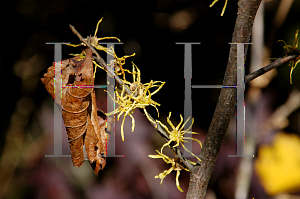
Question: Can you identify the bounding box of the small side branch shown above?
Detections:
[69,25,131,95]
[245,53,300,83]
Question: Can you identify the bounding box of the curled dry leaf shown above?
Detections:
[41,48,112,175]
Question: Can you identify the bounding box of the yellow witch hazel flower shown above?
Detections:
[209,0,228,16]
[156,112,202,162]
[67,17,120,49]
[148,150,189,192]
[278,30,300,84]
[149,113,202,192]
[66,17,135,77]
[107,63,165,141]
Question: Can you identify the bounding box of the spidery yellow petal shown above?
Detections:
[209,0,229,16]
[148,150,189,192]
[156,112,202,162]
[278,30,300,84]
[106,63,165,141]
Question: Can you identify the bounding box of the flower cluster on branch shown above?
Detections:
[66,18,202,191]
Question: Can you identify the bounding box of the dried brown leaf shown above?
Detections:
[41,48,112,175]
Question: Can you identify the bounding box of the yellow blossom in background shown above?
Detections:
[278,30,300,84]
[209,0,228,16]
[148,150,189,192]
[255,132,300,195]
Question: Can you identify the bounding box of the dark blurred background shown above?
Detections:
[1,0,300,198]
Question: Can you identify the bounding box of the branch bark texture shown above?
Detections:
[186,0,262,198]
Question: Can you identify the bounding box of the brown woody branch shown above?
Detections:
[69,24,194,171]
[186,0,262,198]
[245,53,300,83]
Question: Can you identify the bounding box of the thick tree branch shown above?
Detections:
[186,0,262,198]
[69,24,194,171]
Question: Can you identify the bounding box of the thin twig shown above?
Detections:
[245,53,300,83]
[69,24,194,171]
[69,25,131,95]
